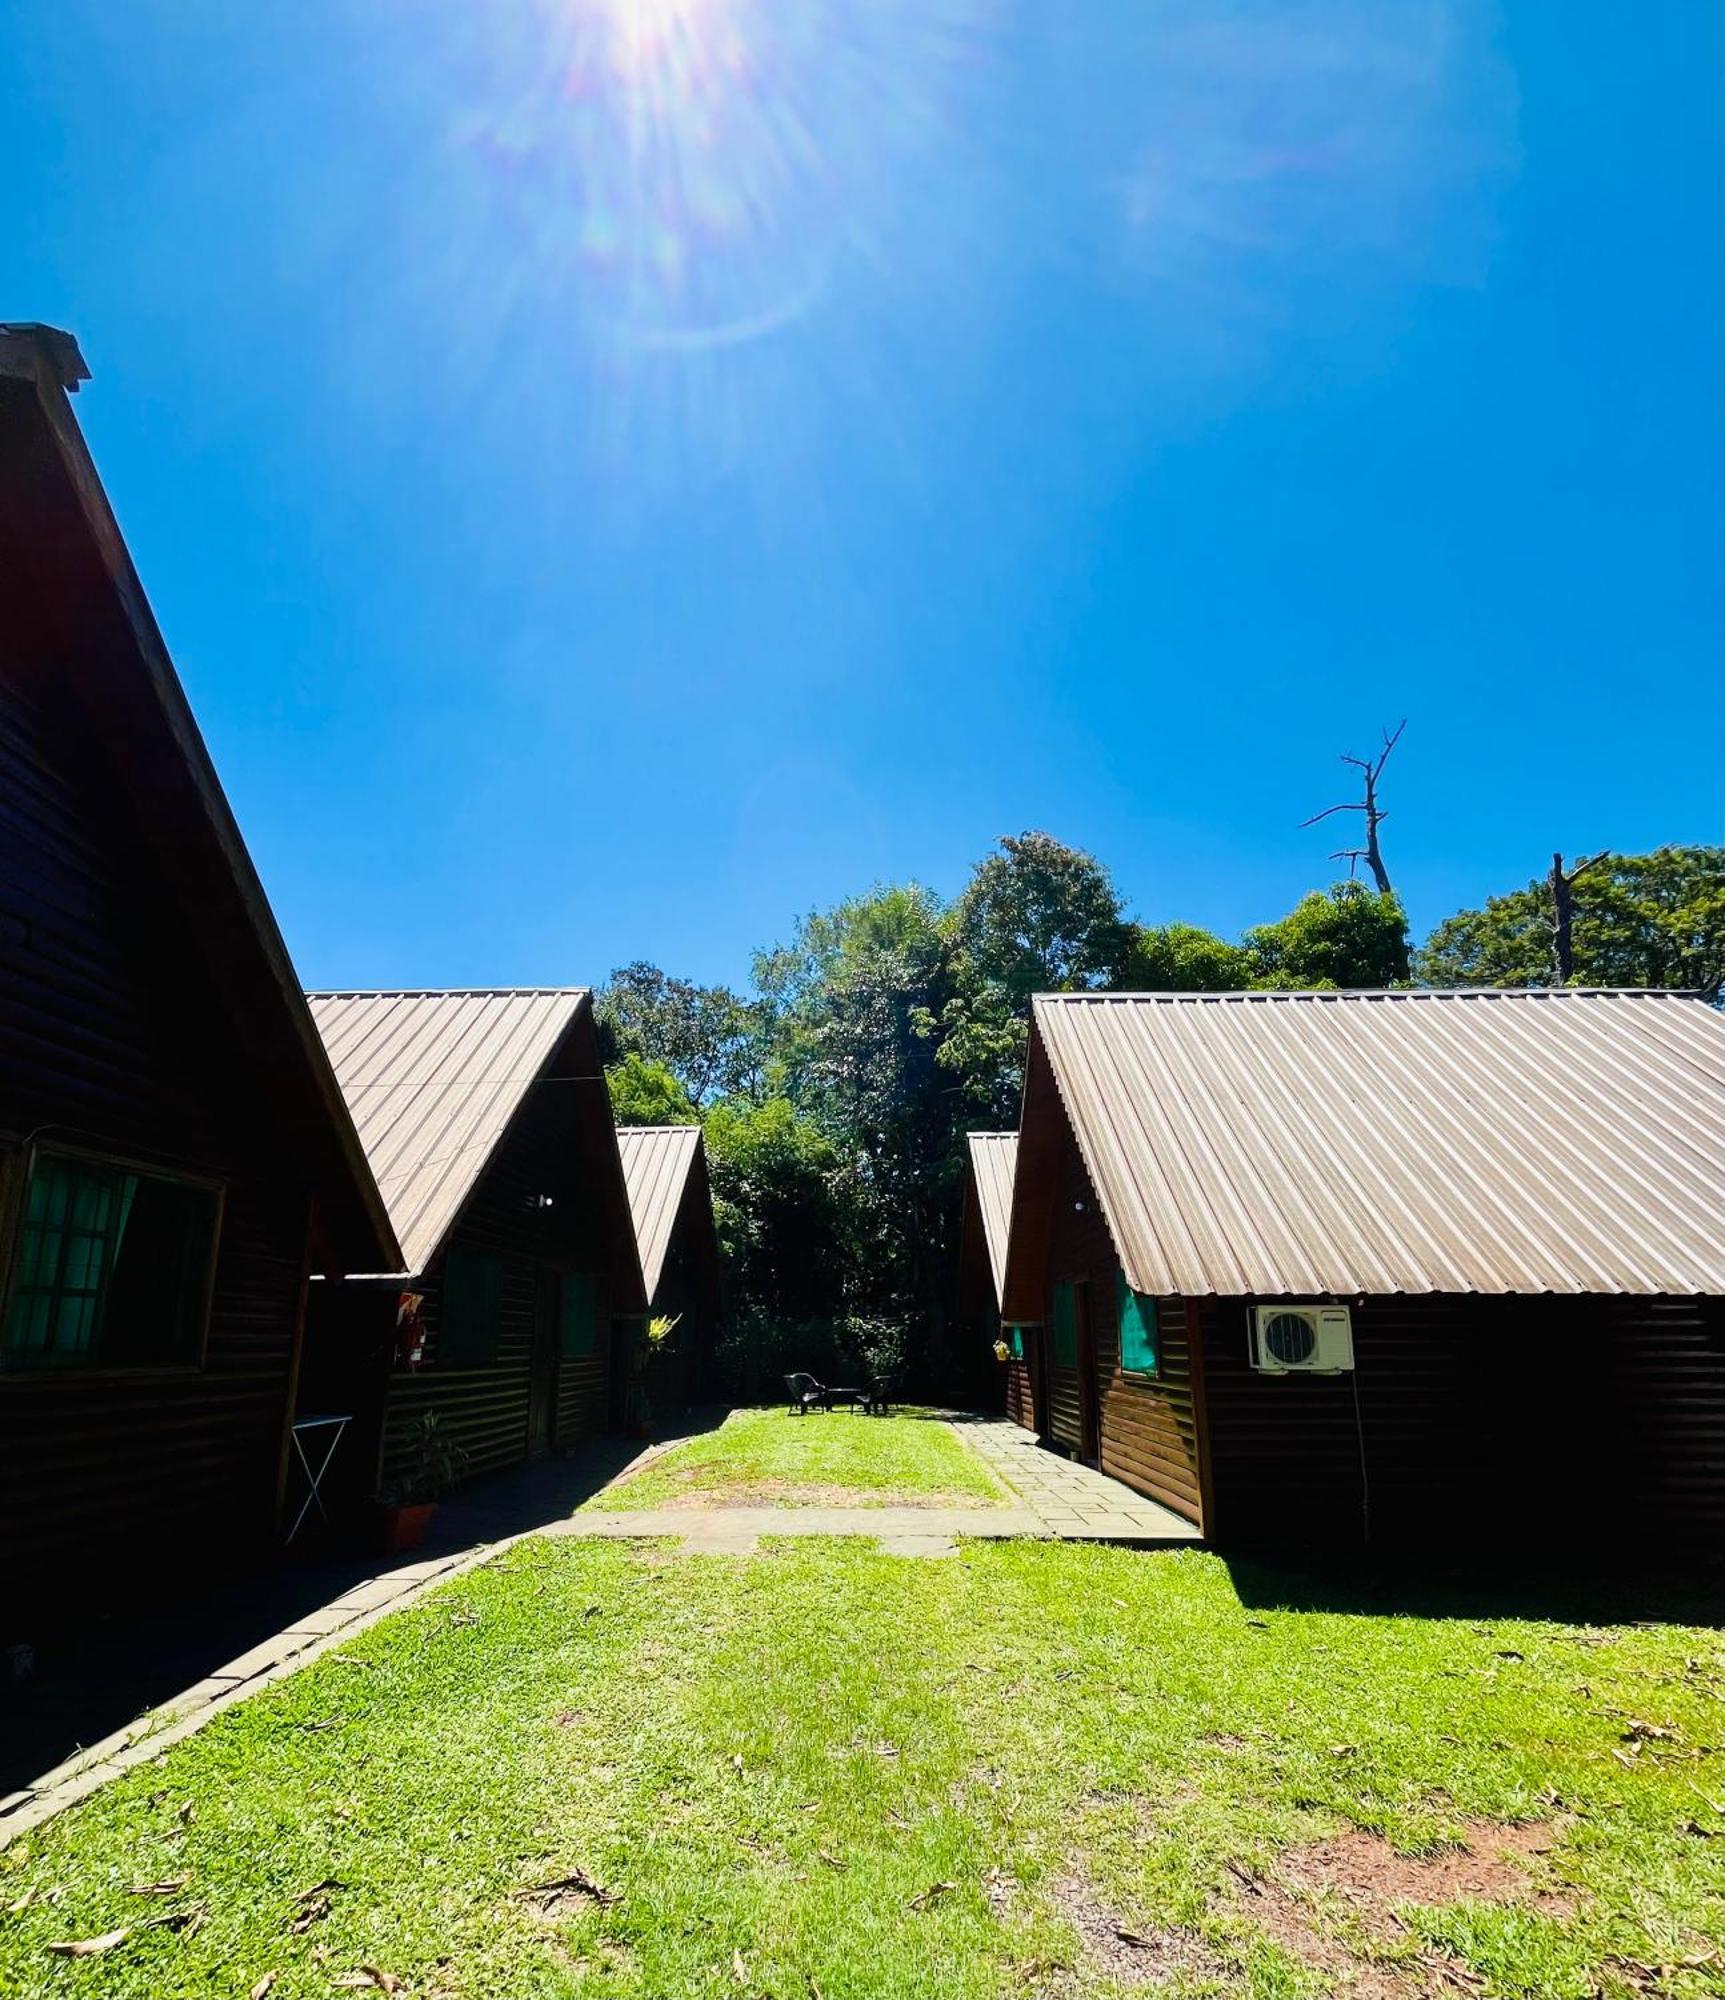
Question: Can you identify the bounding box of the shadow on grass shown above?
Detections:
[0,1406,729,1801]
[1226,1550,1725,1631]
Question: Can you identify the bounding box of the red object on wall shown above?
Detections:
[395,1291,426,1370]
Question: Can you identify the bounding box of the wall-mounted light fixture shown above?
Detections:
[530,1193,555,1210]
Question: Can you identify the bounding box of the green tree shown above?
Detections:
[757,884,960,1337]
[605,1052,699,1127]
[597,961,768,1106]
[1243,883,1410,989]
[1125,921,1252,991]
[934,832,1135,1124]
[703,1095,843,1326]
[1418,846,1725,998]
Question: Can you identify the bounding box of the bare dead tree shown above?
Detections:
[1548,850,1608,985]
[1299,720,1407,896]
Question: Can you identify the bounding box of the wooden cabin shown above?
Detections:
[1001,989,1725,1548]
[0,324,401,1624]
[301,989,646,1503]
[958,1133,1038,1428]
[615,1126,722,1407]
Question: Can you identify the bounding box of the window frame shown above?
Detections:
[0,1142,224,1376]
[1115,1269,1160,1381]
[558,1269,599,1360]
[436,1247,506,1368]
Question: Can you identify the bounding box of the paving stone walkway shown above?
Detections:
[957,1418,1204,1542]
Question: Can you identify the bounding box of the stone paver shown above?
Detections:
[955,1418,1203,1545]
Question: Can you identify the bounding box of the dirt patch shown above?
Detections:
[1274,1817,1573,1922]
[647,1480,994,1511]
[1220,1817,1574,1997]
[1041,1872,1235,1994]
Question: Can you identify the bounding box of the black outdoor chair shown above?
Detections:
[785,1372,828,1416]
[864,1374,899,1417]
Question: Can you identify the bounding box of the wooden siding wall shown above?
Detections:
[1197,1293,1725,1548]
[1043,1125,1204,1523]
[1003,1354,1035,1431]
[372,1078,620,1491]
[0,662,312,1619]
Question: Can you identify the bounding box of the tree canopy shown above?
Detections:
[1419,847,1725,999]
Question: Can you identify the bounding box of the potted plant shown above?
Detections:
[373,1412,468,1553]
[625,1314,680,1438]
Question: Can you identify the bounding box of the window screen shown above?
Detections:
[1116,1270,1159,1376]
[439,1251,504,1365]
[1051,1281,1078,1367]
[559,1271,597,1358]
[4,1152,218,1369]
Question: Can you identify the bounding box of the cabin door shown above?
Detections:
[527,1266,560,1458]
[1074,1279,1101,1467]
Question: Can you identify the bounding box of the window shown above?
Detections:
[1051,1281,1078,1367]
[1116,1270,1159,1377]
[559,1272,597,1358]
[1007,1324,1025,1362]
[3,1151,219,1370]
[439,1251,503,1365]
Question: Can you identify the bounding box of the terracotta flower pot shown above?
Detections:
[375,1500,437,1554]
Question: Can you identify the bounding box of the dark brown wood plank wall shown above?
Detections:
[1040,1118,1204,1522]
[1197,1292,1725,1548]
[0,664,312,1616]
[376,1074,620,1488]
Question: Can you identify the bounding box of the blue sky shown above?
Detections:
[5,0,1719,989]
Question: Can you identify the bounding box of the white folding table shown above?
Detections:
[286,1412,352,1543]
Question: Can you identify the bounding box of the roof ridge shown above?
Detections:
[307,986,591,999]
[1035,987,1702,1005]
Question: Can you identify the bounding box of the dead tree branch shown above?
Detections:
[1300,720,1406,895]
[1548,850,1608,985]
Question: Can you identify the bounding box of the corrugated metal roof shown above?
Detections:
[615,1126,706,1303]
[1033,989,1725,1298]
[307,989,590,1275]
[965,1132,1018,1309]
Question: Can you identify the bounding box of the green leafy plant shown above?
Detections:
[377,1412,469,1508]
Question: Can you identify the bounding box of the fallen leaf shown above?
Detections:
[1328,1744,1356,1759]
[46,1929,131,1958]
[731,1754,746,1777]
[908,1881,956,1912]
[249,1977,279,2000]
[732,1946,750,1984]
[1245,1619,1269,1631]
[1114,1927,1152,1948]
[553,1710,580,1728]
[333,1971,405,1994]
[583,1604,603,1620]
[145,1902,207,1938]
[178,1801,196,1826]
[817,1850,845,1871]
[300,1716,347,1733]
[129,1875,191,1896]
[518,1867,620,1910]
[1682,1819,1720,1838]
[1624,1720,1678,1743]
[874,1742,899,1760]
[289,1881,346,1935]
[1494,1649,1525,1662]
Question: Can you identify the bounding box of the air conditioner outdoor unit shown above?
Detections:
[1250,1304,1355,1374]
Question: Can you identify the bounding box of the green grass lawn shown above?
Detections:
[591,1408,1006,1510]
[4,1538,1721,1999]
